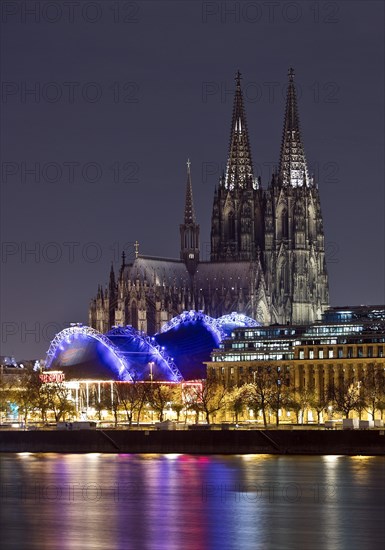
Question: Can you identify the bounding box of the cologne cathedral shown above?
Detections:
[89,69,329,334]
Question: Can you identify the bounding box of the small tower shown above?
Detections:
[108,263,116,328]
[180,159,200,275]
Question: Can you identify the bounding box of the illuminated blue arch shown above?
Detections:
[46,324,183,383]
[157,311,260,380]
[45,325,133,381]
[106,326,183,382]
[160,310,226,344]
[215,312,260,336]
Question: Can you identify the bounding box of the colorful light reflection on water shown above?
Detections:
[0,453,384,550]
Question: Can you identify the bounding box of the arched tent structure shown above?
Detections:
[45,313,259,383]
[155,312,221,380]
[45,325,133,381]
[106,326,183,382]
[156,310,260,380]
[45,324,183,382]
[215,312,260,336]
[160,310,226,341]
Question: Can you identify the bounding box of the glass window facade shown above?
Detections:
[209,307,385,373]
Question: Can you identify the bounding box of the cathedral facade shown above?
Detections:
[89,69,329,334]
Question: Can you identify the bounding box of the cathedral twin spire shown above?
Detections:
[185,68,315,268]
[278,67,311,187]
[224,70,255,191]
[222,67,311,192]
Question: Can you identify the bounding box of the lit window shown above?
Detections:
[328,349,334,358]
[309,349,314,359]
[318,349,324,359]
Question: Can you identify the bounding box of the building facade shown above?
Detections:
[207,305,385,421]
[89,69,329,334]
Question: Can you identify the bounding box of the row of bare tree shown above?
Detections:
[1,363,384,427]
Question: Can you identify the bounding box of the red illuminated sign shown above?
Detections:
[39,371,65,384]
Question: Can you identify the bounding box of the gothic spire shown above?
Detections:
[184,158,196,224]
[119,251,126,280]
[279,68,311,187]
[224,70,254,190]
[109,262,115,290]
[180,159,200,274]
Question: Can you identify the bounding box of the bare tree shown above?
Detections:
[44,382,75,422]
[225,385,246,424]
[134,384,148,425]
[188,375,227,425]
[114,382,147,426]
[309,389,333,425]
[244,367,283,427]
[110,383,121,427]
[12,370,48,424]
[147,384,173,422]
[91,385,111,421]
[269,374,290,427]
[288,387,323,425]
[360,363,385,420]
[170,385,184,423]
[331,374,362,418]
[0,369,18,420]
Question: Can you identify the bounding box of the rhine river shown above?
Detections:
[0,453,384,550]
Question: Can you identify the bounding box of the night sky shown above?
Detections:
[1,1,384,359]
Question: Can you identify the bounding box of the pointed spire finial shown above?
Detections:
[278,68,310,187]
[183,159,196,224]
[224,71,254,190]
[109,262,116,299]
[134,240,139,259]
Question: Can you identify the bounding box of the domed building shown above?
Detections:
[43,313,258,419]
[154,311,259,379]
[45,312,259,382]
[45,324,182,383]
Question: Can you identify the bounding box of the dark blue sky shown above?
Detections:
[1,1,384,359]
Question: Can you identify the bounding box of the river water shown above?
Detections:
[0,453,384,550]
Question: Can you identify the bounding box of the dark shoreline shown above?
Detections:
[1,429,384,455]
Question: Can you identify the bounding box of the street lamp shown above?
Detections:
[149,361,154,383]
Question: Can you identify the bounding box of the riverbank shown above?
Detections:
[0,429,384,455]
